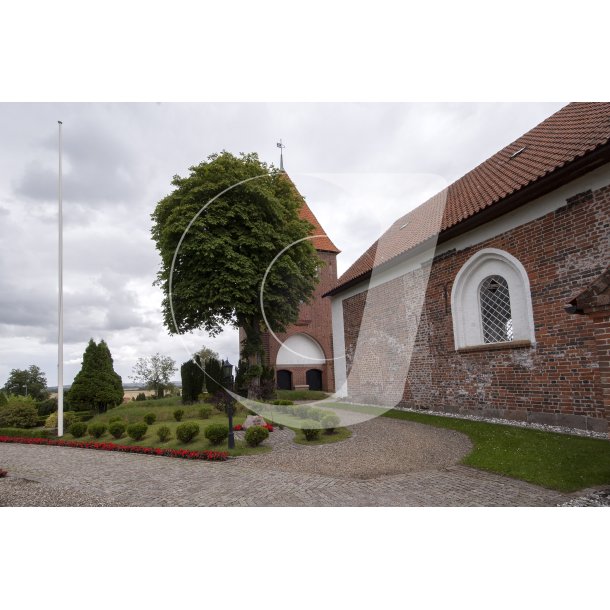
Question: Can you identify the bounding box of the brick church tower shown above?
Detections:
[240,172,340,392]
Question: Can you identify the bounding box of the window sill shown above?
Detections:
[456,339,532,354]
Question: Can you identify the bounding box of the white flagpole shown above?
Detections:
[57,120,64,436]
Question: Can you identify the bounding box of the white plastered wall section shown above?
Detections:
[331,163,610,396]
[276,333,325,366]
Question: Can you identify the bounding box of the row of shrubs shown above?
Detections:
[64,419,269,448]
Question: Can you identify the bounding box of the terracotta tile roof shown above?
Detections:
[281,172,340,253]
[330,102,610,295]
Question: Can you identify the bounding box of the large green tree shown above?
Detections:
[3,365,49,401]
[151,152,320,397]
[67,339,124,412]
[131,353,177,398]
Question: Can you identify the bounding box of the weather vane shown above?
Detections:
[276,139,285,171]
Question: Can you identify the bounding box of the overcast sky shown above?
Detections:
[0,102,565,386]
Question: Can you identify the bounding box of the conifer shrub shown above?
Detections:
[244,425,269,447]
[127,422,147,441]
[143,413,156,425]
[198,406,213,419]
[204,423,229,445]
[321,414,341,434]
[156,425,171,442]
[45,411,77,430]
[68,422,88,438]
[176,422,200,443]
[301,420,321,441]
[109,421,126,439]
[87,422,107,439]
[173,409,184,422]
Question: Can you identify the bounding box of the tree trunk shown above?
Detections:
[242,318,263,399]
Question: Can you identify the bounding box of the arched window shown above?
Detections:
[451,248,535,350]
[479,275,513,343]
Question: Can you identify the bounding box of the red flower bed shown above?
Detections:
[233,423,273,432]
[0,436,228,461]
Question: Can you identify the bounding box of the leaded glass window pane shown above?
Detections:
[479,275,513,343]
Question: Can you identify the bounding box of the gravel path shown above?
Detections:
[0,418,575,506]
[0,477,118,507]
[241,418,472,479]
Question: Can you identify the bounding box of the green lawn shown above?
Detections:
[276,389,329,401]
[383,409,610,492]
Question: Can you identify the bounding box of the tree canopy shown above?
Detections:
[67,339,124,412]
[3,365,49,401]
[151,152,321,396]
[131,353,177,398]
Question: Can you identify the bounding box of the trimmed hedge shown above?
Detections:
[68,422,88,438]
[143,413,156,425]
[109,421,126,439]
[127,423,147,441]
[244,425,269,447]
[301,420,321,441]
[173,409,184,422]
[0,427,53,438]
[157,425,171,442]
[88,422,107,439]
[176,422,200,443]
[204,423,229,445]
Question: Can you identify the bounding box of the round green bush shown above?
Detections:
[44,411,77,430]
[204,423,229,445]
[0,396,39,428]
[127,422,148,441]
[308,408,327,421]
[68,422,88,438]
[156,425,171,442]
[176,422,200,443]
[143,412,156,425]
[321,414,341,434]
[296,405,313,419]
[108,421,126,439]
[135,392,147,401]
[87,422,107,439]
[244,425,269,447]
[301,420,321,441]
[198,406,213,419]
[173,409,184,422]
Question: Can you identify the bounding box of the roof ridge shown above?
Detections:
[329,102,610,295]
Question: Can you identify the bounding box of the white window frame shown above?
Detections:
[451,248,535,350]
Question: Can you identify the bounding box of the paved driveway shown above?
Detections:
[0,418,571,506]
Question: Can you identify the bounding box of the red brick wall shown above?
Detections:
[245,250,337,392]
[341,183,610,432]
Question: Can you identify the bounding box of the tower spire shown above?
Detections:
[276,139,285,171]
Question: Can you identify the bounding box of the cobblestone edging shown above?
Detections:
[393,407,609,440]
[559,489,610,507]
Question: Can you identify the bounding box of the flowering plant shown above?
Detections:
[233,424,243,431]
[0,436,228,461]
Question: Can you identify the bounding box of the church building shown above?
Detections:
[326,103,610,434]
